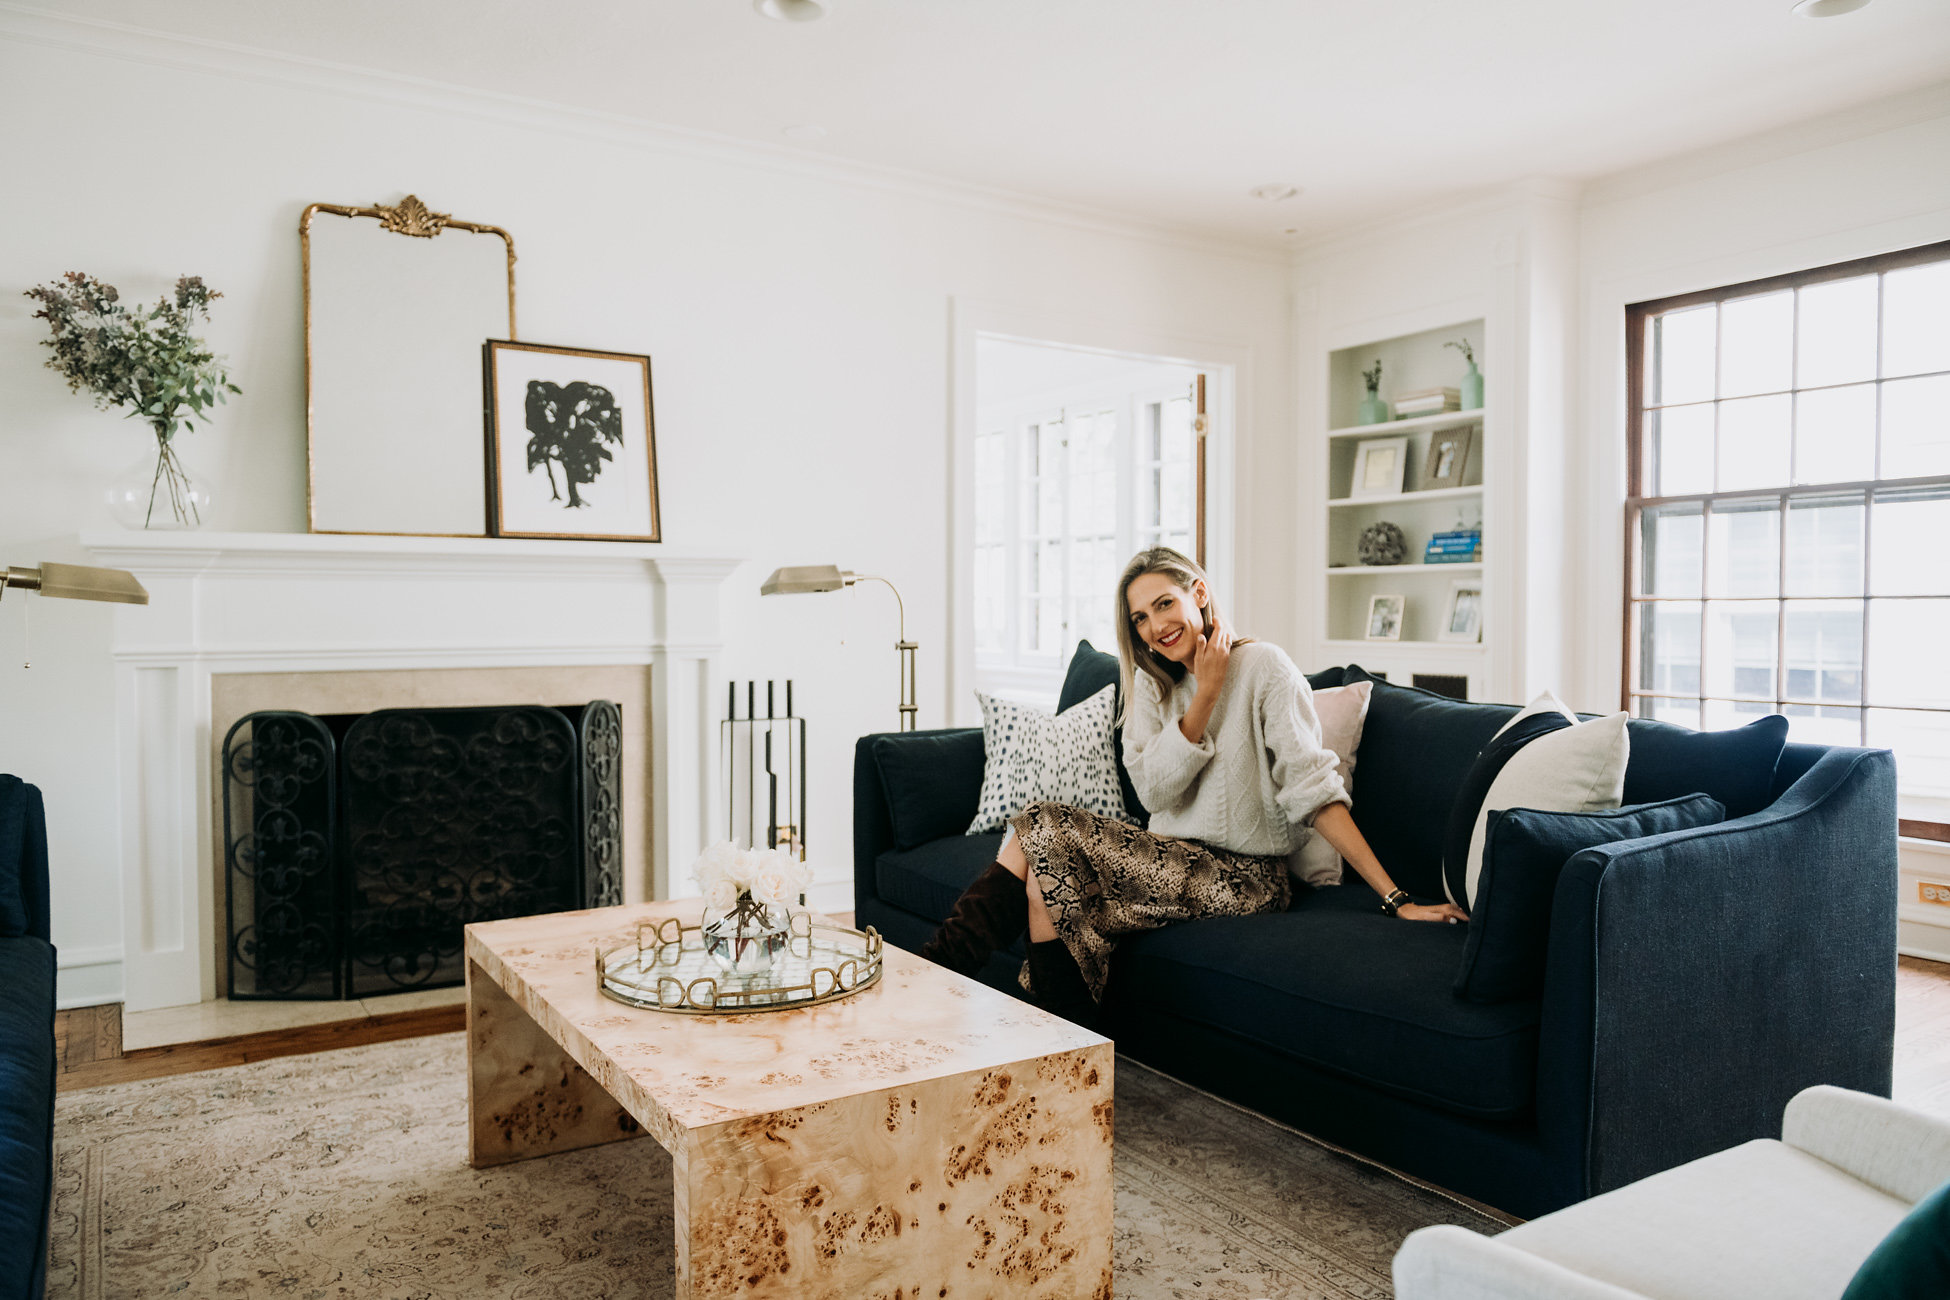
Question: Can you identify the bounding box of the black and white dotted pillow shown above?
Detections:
[966,684,1133,834]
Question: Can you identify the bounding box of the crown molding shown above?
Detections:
[1287,178,1583,266]
[0,3,1289,267]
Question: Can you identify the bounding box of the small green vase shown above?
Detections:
[1460,362,1483,411]
[1358,392,1389,425]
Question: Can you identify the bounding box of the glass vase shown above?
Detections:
[1358,392,1389,425]
[1460,361,1484,411]
[108,438,211,530]
[702,891,791,977]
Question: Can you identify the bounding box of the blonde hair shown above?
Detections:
[1112,546,1244,721]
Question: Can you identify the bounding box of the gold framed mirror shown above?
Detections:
[302,196,516,536]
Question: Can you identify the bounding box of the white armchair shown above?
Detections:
[1394,1086,1950,1300]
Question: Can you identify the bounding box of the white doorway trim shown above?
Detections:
[947,296,1252,728]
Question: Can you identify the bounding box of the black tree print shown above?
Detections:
[524,380,622,508]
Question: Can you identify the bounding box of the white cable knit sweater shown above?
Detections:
[1122,641,1350,856]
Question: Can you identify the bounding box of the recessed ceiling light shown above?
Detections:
[1792,0,1872,15]
[754,0,829,21]
[782,124,828,141]
[1250,183,1301,202]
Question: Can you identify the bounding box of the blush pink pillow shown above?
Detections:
[1288,679,1373,887]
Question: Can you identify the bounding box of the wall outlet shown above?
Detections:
[1920,882,1950,907]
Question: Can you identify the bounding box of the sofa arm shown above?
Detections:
[1783,1084,1950,1205]
[1536,747,1899,1203]
[854,735,900,917]
[1394,1225,1651,1300]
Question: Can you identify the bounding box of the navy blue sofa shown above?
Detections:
[0,776,54,1299]
[854,661,1900,1220]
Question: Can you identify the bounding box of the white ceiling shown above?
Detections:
[33,0,1950,244]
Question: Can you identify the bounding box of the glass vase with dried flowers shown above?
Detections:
[25,272,240,529]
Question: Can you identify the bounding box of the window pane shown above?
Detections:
[1706,500,1780,598]
[1160,396,1193,464]
[1785,495,1864,597]
[1870,487,1950,596]
[1882,260,1950,379]
[1797,274,1879,388]
[1650,305,1716,406]
[1033,597,1061,655]
[1783,704,1862,749]
[1720,290,1793,398]
[1160,463,1193,533]
[1868,598,1950,706]
[1704,601,1778,698]
[1705,698,1779,731]
[1793,383,1875,485]
[1879,373,1950,481]
[1867,708,1950,827]
[1642,695,1700,730]
[1651,404,1715,495]
[1783,599,1862,704]
[1641,504,1703,597]
[1718,394,1791,492]
[1640,600,1701,695]
[974,545,1005,651]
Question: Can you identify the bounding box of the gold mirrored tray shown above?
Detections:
[594,912,884,1014]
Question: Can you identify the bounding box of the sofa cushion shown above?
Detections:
[1342,667,1520,900]
[0,937,54,1300]
[1842,1176,1950,1300]
[1624,713,1791,820]
[875,832,1008,924]
[1058,640,1146,819]
[1112,882,1541,1119]
[0,776,48,939]
[871,729,987,851]
[1457,795,1727,1004]
[1440,709,1572,907]
[968,686,1131,832]
[1446,698,1631,908]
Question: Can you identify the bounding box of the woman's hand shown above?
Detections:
[1191,607,1233,693]
[1398,901,1469,925]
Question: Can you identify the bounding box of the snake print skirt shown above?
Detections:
[1008,800,1291,1003]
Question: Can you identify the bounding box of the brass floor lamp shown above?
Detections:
[1,561,149,668]
[760,565,916,731]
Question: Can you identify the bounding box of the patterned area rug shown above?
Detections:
[49,1034,1501,1298]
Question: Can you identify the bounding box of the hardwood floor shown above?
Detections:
[55,945,1950,1114]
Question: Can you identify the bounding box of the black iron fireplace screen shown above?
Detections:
[222,702,623,1000]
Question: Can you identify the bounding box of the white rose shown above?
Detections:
[702,878,740,912]
[689,839,739,893]
[751,866,794,907]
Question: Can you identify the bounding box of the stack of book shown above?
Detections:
[1392,387,1461,419]
[1424,529,1482,564]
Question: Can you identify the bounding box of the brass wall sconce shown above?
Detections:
[759,565,916,732]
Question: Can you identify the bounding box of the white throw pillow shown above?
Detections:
[1451,694,1631,908]
[1287,680,1374,888]
[965,685,1133,834]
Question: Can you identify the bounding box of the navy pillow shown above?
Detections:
[1623,713,1789,819]
[1306,666,1347,690]
[871,729,987,851]
[1438,712,1573,909]
[1455,795,1726,1003]
[1841,1176,1950,1300]
[0,775,42,939]
[1059,640,1147,821]
[1342,667,1521,900]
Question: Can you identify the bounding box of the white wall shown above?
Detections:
[0,13,1290,1005]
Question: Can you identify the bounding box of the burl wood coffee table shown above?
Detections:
[465,899,1115,1300]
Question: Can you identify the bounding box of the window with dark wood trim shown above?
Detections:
[1624,240,1950,842]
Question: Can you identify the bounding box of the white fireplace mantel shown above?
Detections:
[81,530,745,1012]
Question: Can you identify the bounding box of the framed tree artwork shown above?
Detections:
[484,339,661,541]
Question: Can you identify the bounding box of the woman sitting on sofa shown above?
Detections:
[920,545,1466,1018]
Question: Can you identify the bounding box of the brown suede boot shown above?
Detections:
[1026,938,1099,1028]
[917,861,1029,977]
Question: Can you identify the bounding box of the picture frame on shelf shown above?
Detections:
[1365,594,1405,642]
[1439,579,1484,643]
[484,339,662,541]
[1350,436,1409,499]
[1422,427,1474,490]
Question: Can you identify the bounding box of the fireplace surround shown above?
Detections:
[82,531,742,1013]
